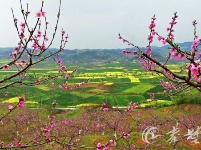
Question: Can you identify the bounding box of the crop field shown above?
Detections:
[0,61,180,107]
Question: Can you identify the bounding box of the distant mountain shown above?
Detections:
[59,49,134,63]
[0,42,192,63]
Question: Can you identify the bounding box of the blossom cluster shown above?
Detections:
[126,101,139,112]
[160,80,175,90]
[96,139,116,150]
[42,116,56,142]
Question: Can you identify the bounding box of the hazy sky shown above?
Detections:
[0,0,201,49]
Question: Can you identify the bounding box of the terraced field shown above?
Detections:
[0,61,175,107]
